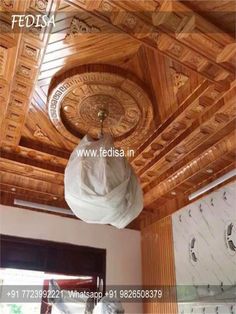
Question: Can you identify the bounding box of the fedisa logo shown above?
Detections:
[11,14,55,29]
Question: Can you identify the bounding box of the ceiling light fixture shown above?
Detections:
[206,169,213,174]
[188,169,236,201]
[14,199,74,216]
[64,109,143,229]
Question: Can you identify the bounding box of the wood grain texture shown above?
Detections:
[182,0,236,36]
[141,216,178,313]
[0,0,235,229]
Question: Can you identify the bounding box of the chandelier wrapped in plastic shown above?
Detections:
[64,133,143,228]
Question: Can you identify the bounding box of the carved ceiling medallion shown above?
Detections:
[48,65,153,148]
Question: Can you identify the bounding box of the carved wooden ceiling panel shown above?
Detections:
[0,0,235,229]
[47,64,154,149]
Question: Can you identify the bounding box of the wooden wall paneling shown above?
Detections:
[143,193,189,226]
[141,216,178,313]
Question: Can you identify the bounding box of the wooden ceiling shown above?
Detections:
[0,0,235,229]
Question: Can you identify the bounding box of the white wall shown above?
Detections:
[0,205,142,313]
[172,181,236,314]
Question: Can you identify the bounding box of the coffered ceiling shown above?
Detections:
[0,0,235,229]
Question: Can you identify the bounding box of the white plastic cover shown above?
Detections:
[48,279,91,314]
[93,296,124,314]
[64,134,143,228]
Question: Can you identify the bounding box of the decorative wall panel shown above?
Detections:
[141,216,178,314]
[172,181,236,314]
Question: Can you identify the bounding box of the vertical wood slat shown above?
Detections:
[141,216,178,314]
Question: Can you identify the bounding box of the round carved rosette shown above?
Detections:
[48,65,153,148]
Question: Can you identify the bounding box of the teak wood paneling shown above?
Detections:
[141,216,178,313]
[0,0,235,229]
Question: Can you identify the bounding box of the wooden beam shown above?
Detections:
[131,80,212,162]
[143,118,236,193]
[0,171,64,197]
[144,130,236,206]
[0,158,64,185]
[141,168,235,227]
[131,80,230,173]
[65,0,235,84]
[0,184,64,203]
[141,91,236,184]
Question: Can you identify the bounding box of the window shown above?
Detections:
[0,235,106,314]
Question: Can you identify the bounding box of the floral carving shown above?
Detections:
[24,45,38,61]
[17,65,31,78]
[0,0,13,9]
[30,0,48,11]
[65,17,101,41]
[100,0,112,12]
[170,67,189,94]
[33,125,49,141]
[48,65,153,149]
[170,44,183,57]
[124,14,137,29]
[149,28,160,42]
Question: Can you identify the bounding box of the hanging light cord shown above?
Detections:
[100,115,104,136]
[98,109,108,137]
